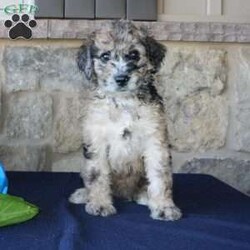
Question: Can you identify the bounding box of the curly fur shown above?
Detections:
[69,21,182,221]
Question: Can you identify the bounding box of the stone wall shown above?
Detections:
[0,40,249,195]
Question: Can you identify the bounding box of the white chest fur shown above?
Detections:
[83,96,162,171]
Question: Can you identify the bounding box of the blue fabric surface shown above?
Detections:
[0,172,249,250]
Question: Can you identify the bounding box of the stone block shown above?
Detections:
[177,158,250,195]
[166,93,228,152]
[40,48,85,92]
[234,48,250,152]
[6,93,53,139]
[3,47,86,93]
[159,47,227,98]
[53,94,85,154]
[180,23,197,34]
[4,47,42,93]
[31,20,49,39]
[52,154,83,172]
[0,145,48,171]
[210,23,224,35]
[158,47,228,152]
[48,20,98,39]
[196,23,210,34]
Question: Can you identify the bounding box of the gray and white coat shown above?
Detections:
[69,21,182,221]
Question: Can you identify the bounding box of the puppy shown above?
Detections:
[69,21,182,221]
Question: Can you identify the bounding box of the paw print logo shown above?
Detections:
[4,14,37,40]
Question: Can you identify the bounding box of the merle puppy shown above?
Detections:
[69,21,182,221]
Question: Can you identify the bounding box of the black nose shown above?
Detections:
[115,75,130,87]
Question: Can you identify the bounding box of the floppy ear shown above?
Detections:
[142,36,166,72]
[77,42,94,81]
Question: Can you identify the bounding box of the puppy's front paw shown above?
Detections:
[151,205,182,221]
[85,202,117,217]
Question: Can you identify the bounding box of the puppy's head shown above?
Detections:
[78,21,165,94]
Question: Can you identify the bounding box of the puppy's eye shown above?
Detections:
[126,50,140,61]
[100,51,111,62]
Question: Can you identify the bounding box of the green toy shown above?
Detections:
[0,164,39,227]
[0,194,39,227]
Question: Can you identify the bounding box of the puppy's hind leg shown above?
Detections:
[134,177,149,206]
[135,189,149,206]
[69,188,88,204]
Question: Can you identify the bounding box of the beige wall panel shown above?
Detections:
[159,0,250,22]
[223,0,250,17]
[163,0,206,15]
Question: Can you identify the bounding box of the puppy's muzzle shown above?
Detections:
[115,74,130,88]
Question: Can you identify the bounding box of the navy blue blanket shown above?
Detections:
[1,172,250,250]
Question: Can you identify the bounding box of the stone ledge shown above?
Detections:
[177,158,250,195]
[0,19,249,42]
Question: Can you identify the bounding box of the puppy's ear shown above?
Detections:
[77,42,94,81]
[142,36,166,72]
